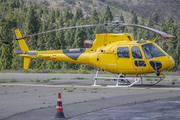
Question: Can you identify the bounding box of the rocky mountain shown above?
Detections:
[25,0,180,23]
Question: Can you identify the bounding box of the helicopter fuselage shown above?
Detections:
[18,33,174,75]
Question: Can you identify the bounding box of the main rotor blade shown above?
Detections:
[15,20,175,40]
[122,23,175,39]
[16,24,107,40]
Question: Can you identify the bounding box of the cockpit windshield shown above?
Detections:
[142,43,166,59]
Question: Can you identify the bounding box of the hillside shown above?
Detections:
[25,0,180,23]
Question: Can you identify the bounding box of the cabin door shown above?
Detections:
[130,45,150,74]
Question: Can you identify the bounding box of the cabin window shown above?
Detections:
[117,47,130,58]
[132,46,143,59]
[142,43,165,59]
[135,60,146,67]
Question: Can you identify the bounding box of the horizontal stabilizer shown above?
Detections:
[14,50,37,56]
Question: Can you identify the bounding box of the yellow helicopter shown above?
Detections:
[2,20,175,87]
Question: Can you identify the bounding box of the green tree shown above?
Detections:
[152,12,159,24]
[50,8,55,23]
[56,27,65,49]
[63,8,70,22]
[11,41,23,70]
[131,9,134,15]
[91,9,99,24]
[0,25,12,70]
[103,5,113,23]
[38,7,43,18]
[166,14,174,29]
[66,21,76,48]
[72,20,87,48]
[55,8,60,20]
[23,4,40,49]
[74,8,83,21]
[43,6,48,15]
[137,15,145,40]
[176,24,180,70]
[58,15,64,27]
[131,12,138,40]
[69,10,74,19]
[119,12,124,23]
[0,44,12,70]
[23,4,40,69]
[119,12,125,32]
[147,15,156,40]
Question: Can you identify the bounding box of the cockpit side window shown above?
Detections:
[142,43,165,59]
[117,47,130,58]
[132,46,143,59]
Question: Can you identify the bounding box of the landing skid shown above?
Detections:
[92,70,165,87]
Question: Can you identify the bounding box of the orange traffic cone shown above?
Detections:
[53,93,65,119]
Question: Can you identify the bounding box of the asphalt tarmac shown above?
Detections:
[1,73,180,120]
[71,96,180,120]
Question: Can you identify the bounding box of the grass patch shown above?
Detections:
[146,78,153,81]
[0,80,7,83]
[146,87,151,89]
[67,89,73,92]
[91,91,97,93]
[76,77,85,79]
[81,70,89,74]
[36,79,41,82]
[30,80,34,82]
[100,97,105,99]
[10,80,19,82]
[150,81,154,84]
[94,88,98,90]
[42,79,50,83]
[146,78,159,82]
[50,77,61,80]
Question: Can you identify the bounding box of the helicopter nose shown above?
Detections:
[161,56,175,70]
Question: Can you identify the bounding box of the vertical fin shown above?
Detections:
[14,29,29,51]
[24,57,31,70]
[14,29,31,70]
